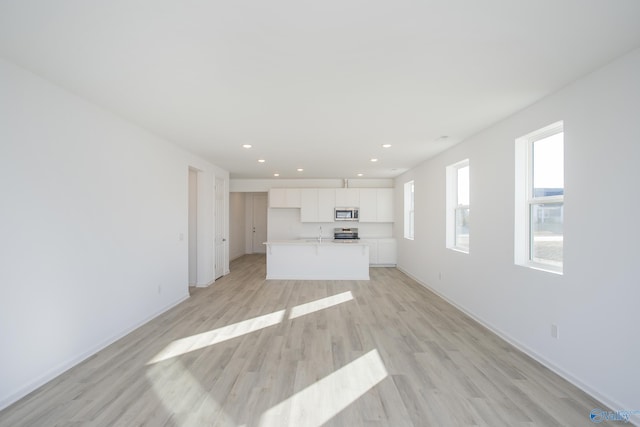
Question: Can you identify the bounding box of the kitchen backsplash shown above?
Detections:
[267,208,392,240]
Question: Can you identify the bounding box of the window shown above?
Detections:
[404,180,414,240]
[446,159,470,252]
[515,122,564,273]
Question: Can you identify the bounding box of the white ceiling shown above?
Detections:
[1,1,639,179]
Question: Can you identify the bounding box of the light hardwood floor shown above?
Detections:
[0,254,606,426]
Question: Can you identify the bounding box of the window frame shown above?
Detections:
[515,121,564,274]
[404,180,414,240]
[446,159,470,253]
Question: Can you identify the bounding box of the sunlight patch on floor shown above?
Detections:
[148,291,356,364]
[258,349,388,427]
[147,310,286,364]
[288,291,353,319]
[147,360,228,426]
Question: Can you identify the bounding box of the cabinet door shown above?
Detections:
[286,189,301,208]
[361,239,378,265]
[269,188,302,208]
[376,189,394,222]
[269,189,287,208]
[317,189,336,222]
[335,188,360,207]
[300,189,319,222]
[377,239,397,265]
[358,189,377,222]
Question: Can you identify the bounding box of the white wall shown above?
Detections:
[394,48,640,414]
[0,58,229,409]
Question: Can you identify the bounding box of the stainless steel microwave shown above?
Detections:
[335,208,359,221]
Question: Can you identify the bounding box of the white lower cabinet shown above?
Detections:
[362,238,396,266]
[361,239,378,265]
[376,238,397,265]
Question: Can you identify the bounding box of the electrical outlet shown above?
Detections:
[438,272,442,280]
[551,324,559,339]
[158,284,162,295]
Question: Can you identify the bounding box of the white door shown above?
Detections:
[252,193,268,253]
[215,177,226,279]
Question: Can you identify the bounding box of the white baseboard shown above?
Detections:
[196,281,214,288]
[0,293,190,412]
[396,266,638,426]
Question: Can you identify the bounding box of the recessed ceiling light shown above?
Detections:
[297,168,304,172]
[382,144,392,148]
[242,144,252,149]
[258,159,266,163]
[370,158,379,162]
[273,173,280,177]
[357,173,364,177]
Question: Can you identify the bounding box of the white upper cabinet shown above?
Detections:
[358,189,377,222]
[300,189,335,222]
[286,189,302,207]
[269,188,301,208]
[359,188,394,222]
[335,188,360,207]
[376,189,394,222]
[318,189,336,222]
[276,187,392,223]
[269,188,287,208]
[300,189,319,222]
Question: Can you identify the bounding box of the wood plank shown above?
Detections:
[0,254,610,426]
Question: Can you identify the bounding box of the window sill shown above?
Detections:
[447,247,469,255]
[517,262,563,275]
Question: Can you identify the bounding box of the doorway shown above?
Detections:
[252,193,268,253]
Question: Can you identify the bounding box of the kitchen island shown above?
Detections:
[263,240,370,280]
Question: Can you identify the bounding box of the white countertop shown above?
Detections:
[264,239,369,246]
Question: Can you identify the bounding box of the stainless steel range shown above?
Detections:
[333,227,359,242]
